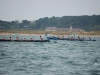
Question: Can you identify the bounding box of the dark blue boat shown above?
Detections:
[46,37,96,41]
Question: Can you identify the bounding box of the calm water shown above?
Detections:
[0,36,100,75]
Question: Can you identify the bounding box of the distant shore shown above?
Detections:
[0,32,40,36]
[0,30,100,37]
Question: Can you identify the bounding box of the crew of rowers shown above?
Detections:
[0,35,92,41]
[1,36,44,41]
[56,35,91,40]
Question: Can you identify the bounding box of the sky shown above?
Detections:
[0,0,100,21]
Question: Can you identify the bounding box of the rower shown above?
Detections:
[83,37,85,40]
[16,37,20,40]
[89,36,91,40]
[78,36,80,40]
[2,37,5,40]
[40,36,43,40]
[57,36,59,39]
[30,37,34,41]
[62,36,64,39]
[23,37,26,40]
[9,37,13,40]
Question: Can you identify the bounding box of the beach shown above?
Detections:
[0,30,100,37]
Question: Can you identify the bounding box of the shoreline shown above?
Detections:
[0,33,40,36]
[0,30,100,36]
[0,32,100,37]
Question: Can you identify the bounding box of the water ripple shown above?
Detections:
[0,36,100,75]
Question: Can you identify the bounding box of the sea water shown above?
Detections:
[0,36,100,75]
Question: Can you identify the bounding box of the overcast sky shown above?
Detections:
[0,0,100,21]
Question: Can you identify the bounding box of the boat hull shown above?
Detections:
[46,37,96,41]
[0,39,50,42]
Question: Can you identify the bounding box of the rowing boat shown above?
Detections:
[0,39,50,42]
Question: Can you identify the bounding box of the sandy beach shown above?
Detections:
[0,32,40,36]
[0,29,100,37]
[0,32,100,37]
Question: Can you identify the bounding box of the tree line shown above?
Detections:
[0,15,100,31]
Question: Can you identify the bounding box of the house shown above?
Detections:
[45,27,57,31]
[45,26,84,31]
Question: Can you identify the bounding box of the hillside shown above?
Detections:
[0,15,100,31]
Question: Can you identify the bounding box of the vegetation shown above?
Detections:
[0,30,100,36]
[0,15,100,31]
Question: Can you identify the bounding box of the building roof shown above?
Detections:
[45,26,84,31]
